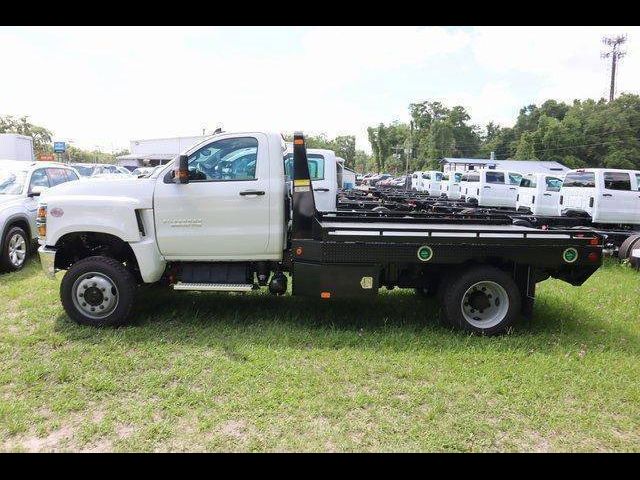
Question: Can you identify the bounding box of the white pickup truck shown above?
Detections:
[559,168,640,225]
[37,131,604,335]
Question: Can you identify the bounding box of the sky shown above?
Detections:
[1,26,639,153]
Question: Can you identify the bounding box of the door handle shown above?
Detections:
[239,190,265,196]
[602,193,613,197]
[314,188,330,192]
[483,186,491,189]
[509,187,517,190]
[543,193,552,196]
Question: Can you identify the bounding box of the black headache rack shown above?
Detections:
[289,133,603,299]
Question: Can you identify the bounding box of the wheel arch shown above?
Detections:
[54,231,141,279]
[2,214,31,242]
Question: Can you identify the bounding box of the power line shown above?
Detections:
[602,34,628,102]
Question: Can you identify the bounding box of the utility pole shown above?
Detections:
[601,35,627,101]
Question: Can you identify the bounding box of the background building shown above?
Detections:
[0,133,34,161]
[440,157,569,175]
[117,135,209,168]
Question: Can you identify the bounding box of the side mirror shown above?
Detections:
[28,186,48,197]
[176,155,189,184]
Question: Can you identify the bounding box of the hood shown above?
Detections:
[42,177,156,208]
[0,195,23,211]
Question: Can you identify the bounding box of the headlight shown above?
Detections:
[36,204,47,240]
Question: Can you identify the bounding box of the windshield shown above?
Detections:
[0,168,28,195]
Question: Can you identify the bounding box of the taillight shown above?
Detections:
[36,205,47,240]
[532,195,535,204]
[559,195,563,205]
[589,197,594,207]
[517,194,519,201]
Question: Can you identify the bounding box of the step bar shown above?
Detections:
[173,282,254,292]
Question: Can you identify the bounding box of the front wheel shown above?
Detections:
[1,226,29,272]
[60,256,137,327]
[440,266,521,335]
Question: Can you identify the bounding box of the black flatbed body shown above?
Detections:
[289,135,603,309]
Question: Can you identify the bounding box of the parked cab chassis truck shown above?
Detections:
[38,132,603,335]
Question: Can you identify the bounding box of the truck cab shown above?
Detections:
[419,171,443,196]
[559,168,640,225]
[516,173,563,216]
[284,147,338,212]
[442,172,463,200]
[464,169,522,208]
[410,171,422,191]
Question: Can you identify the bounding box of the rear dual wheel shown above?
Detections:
[618,234,640,261]
[440,266,521,335]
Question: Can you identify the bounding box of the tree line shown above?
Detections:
[364,93,640,174]
[0,115,126,164]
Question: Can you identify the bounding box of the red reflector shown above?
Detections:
[320,292,331,299]
[589,238,599,246]
[588,252,599,262]
[294,138,304,145]
[295,247,303,256]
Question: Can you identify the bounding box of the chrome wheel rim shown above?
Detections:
[461,281,509,329]
[8,233,27,267]
[71,272,119,319]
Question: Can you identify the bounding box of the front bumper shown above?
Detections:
[38,246,57,278]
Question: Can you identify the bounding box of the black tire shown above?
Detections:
[1,226,29,272]
[60,256,137,327]
[415,282,438,298]
[618,234,640,261]
[440,265,521,335]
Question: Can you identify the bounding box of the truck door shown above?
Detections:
[506,172,522,207]
[154,133,272,259]
[482,171,506,207]
[542,176,562,216]
[635,173,640,223]
[310,154,335,211]
[284,152,333,211]
[600,171,636,223]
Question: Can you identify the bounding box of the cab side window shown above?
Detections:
[636,174,640,191]
[520,176,537,188]
[64,169,79,181]
[545,177,562,192]
[283,154,325,181]
[47,168,70,187]
[485,172,505,184]
[188,137,258,181]
[604,172,631,191]
[29,169,50,191]
[508,173,522,185]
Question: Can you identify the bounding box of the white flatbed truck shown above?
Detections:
[37,132,604,335]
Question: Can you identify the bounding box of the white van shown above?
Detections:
[420,171,444,196]
[442,172,463,200]
[559,168,640,225]
[516,173,563,216]
[464,169,523,208]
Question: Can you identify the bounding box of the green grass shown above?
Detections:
[0,259,639,452]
